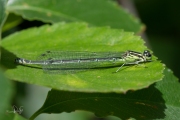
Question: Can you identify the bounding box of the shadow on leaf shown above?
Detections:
[31,83,166,120]
[0,47,17,70]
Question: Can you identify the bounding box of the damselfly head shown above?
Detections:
[15,58,22,64]
[143,50,152,60]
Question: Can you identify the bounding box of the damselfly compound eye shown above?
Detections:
[143,50,151,57]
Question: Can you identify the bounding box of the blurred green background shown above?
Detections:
[2,0,180,119]
[135,0,180,80]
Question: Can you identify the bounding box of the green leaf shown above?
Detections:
[14,114,27,120]
[2,13,23,32]
[0,69,14,120]
[154,68,180,120]
[0,0,7,30]
[31,87,166,120]
[7,0,142,33]
[1,22,164,93]
[7,114,27,120]
[30,68,180,120]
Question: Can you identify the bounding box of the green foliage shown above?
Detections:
[155,69,180,120]
[6,0,142,33]
[2,13,23,32]
[31,68,180,120]
[1,22,164,93]
[0,0,7,29]
[0,69,14,120]
[0,0,179,120]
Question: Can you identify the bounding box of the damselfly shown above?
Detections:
[15,50,152,73]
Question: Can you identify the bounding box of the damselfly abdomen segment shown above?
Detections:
[15,50,152,73]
